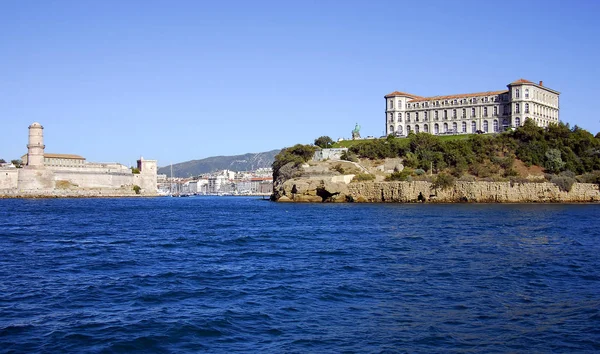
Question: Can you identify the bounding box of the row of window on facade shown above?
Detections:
[389,95,506,110]
[44,158,85,166]
[389,89,556,110]
[514,88,557,105]
[388,103,558,123]
[390,118,522,135]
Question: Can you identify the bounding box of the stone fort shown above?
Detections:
[0,122,157,196]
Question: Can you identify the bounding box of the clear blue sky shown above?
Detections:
[2,0,599,167]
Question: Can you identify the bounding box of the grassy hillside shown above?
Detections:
[158,149,280,177]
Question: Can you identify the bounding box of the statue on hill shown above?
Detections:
[352,123,361,140]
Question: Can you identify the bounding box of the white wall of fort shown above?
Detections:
[0,169,19,190]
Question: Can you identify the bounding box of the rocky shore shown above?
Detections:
[271,159,600,203]
[273,178,600,203]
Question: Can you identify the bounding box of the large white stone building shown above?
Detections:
[0,122,158,196]
[385,79,560,136]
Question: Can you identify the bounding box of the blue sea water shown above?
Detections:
[0,197,599,353]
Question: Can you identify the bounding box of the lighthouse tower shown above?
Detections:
[27,122,45,167]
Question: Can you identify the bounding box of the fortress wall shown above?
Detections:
[50,164,131,174]
[17,168,56,191]
[53,170,134,189]
[0,169,19,190]
[133,173,157,193]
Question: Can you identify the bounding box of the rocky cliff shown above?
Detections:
[271,159,600,203]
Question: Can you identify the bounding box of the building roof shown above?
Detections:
[409,90,508,102]
[384,91,423,99]
[510,78,534,85]
[44,153,86,160]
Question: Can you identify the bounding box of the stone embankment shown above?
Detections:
[0,188,156,199]
[273,178,600,203]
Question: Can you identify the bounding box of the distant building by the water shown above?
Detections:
[158,168,273,196]
[0,122,158,196]
[385,78,560,136]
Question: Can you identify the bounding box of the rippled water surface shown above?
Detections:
[1,197,599,353]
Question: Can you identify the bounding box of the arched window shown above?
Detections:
[462,109,466,118]
[471,121,477,133]
[424,111,428,121]
[416,112,419,122]
[493,106,498,116]
[515,117,521,126]
[398,112,402,122]
[452,109,457,118]
[389,113,393,121]
[389,100,393,109]
[424,124,429,133]
[452,122,457,133]
[516,88,520,98]
[434,123,439,134]
[407,125,411,133]
[461,121,467,133]
[444,110,448,119]
[525,89,529,99]
[406,113,410,122]
[398,100,402,107]
[415,125,420,133]
[483,107,488,117]
[471,107,476,117]
[525,103,529,113]
[435,111,439,120]
[493,120,499,132]
[397,125,403,134]
[515,103,520,113]
[483,120,489,132]
[389,125,394,133]
[443,122,448,133]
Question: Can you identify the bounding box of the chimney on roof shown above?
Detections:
[539,80,543,86]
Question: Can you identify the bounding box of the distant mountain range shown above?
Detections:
[158,150,280,177]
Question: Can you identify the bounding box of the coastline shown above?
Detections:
[271,180,600,203]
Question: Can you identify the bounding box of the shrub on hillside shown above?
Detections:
[385,170,411,181]
[352,173,375,182]
[503,168,519,177]
[432,173,455,190]
[340,150,359,162]
[577,171,600,184]
[333,164,345,174]
[551,175,576,192]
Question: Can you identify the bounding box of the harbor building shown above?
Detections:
[0,122,158,196]
[384,79,560,136]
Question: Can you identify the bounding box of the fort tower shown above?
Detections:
[27,122,45,167]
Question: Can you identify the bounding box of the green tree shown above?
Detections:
[272,144,317,181]
[544,148,565,173]
[0,159,5,163]
[11,159,23,168]
[314,136,334,148]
